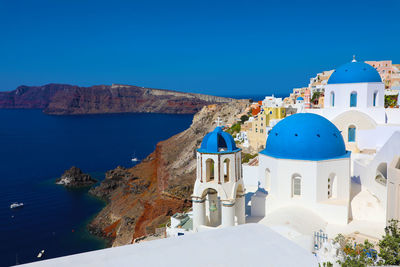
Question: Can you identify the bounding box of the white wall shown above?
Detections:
[353,131,400,215]
[257,154,350,224]
[324,82,384,109]
[243,165,259,187]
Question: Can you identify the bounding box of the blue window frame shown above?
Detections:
[350,92,357,107]
[373,92,377,107]
[348,126,356,142]
[331,92,335,107]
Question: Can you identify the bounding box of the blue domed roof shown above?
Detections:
[198,127,240,154]
[328,61,382,84]
[297,97,304,101]
[260,113,350,161]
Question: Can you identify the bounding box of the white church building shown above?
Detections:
[192,126,246,231]
[306,58,400,226]
[239,58,400,247]
[251,113,352,225]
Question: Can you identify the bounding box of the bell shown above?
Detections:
[209,201,217,212]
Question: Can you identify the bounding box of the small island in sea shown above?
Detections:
[55,167,97,188]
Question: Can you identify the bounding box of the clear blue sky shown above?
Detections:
[0,0,399,96]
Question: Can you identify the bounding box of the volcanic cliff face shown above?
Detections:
[88,100,250,246]
[0,83,234,115]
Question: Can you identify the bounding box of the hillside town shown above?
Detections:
[25,58,400,267]
[162,58,400,266]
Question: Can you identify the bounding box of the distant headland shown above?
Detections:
[0,83,236,115]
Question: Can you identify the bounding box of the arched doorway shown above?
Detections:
[202,188,221,227]
[265,168,271,192]
[223,158,230,183]
[350,91,357,107]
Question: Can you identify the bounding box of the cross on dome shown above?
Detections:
[215,117,223,126]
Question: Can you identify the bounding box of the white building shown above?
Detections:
[262,95,284,107]
[192,126,245,231]
[305,58,400,225]
[251,113,351,225]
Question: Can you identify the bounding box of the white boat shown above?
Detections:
[10,202,24,209]
[37,250,45,258]
[131,157,139,162]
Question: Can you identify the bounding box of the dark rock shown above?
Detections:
[55,166,97,187]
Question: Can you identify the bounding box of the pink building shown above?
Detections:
[365,60,393,88]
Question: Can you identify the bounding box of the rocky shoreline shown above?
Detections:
[86,100,250,246]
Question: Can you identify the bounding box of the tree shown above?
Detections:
[385,95,398,108]
[378,219,400,265]
[312,92,321,102]
[240,115,249,124]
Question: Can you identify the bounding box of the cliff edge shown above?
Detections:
[88,100,249,246]
[0,83,234,115]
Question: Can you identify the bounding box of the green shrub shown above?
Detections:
[242,153,258,163]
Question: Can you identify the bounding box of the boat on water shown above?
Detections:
[131,152,140,162]
[37,250,45,258]
[10,202,24,209]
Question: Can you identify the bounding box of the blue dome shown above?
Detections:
[260,113,349,161]
[328,61,382,84]
[296,97,304,101]
[198,127,240,154]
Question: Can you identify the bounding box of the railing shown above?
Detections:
[314,229,328,251]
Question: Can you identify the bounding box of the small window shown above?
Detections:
[348,125,356,142]
[330,91,335,107]
[350,92,357,107]
[292,175,301,197]
[373,92,378,107]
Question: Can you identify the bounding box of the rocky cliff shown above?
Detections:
[55,166,98,187]
[0,83,234,115]
[88,100,250,246]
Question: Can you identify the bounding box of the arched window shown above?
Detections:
[350,91,357,107]
[328,173,337,199]
[348,125,356,142]
[223,158,230,183]
[373,91,378,107]
[206,159,215,182]
[376,162,388,186]
[330,91,335,107]
[265,168,271,192]
[292,174,301,197]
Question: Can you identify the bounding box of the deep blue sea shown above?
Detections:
[0,110,193,266]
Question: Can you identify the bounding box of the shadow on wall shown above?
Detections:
[245,192,255,216]
[350,176,362,201]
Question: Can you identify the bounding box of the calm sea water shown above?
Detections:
[0,110,193,266]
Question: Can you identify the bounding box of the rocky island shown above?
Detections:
[56,166,98,187]
[87,100,249,246]
[0,83,234,115]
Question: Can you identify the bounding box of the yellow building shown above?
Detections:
[246,107,286,150]
[263,107,286,120]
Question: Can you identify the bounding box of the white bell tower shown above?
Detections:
[192,124,245,232]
